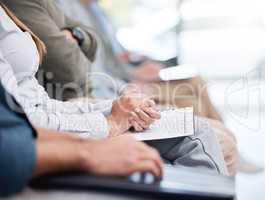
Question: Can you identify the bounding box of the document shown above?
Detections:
[159,65,199,81]
[132,107,194,141]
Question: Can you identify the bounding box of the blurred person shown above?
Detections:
[0,1,229,182]
[4,0,221,122]
[55,0,239,175]
[56,0,223,121]
[0,82,164,197]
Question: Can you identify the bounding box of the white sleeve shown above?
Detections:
[0,50,112,138]
[16,78,113,139]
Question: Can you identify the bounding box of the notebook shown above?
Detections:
[159,65,199,81]
[132,107,194,141]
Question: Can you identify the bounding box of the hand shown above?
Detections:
[119,51,146,63]
[121,83,143,95]
[107,95,161,137]
[134,62,163,82]
[121,87,161,132]
[80,0,92,6]
[81,135,163,178]
[129,97,161,132]
[208,119,238,175]
[33,129,163,179]
[118,51,131,62]
[62,29,78,44]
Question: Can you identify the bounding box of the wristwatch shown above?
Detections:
[67,27,85,46]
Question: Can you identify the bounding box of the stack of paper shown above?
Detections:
[132,107,194,141]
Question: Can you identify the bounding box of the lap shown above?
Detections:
[145,117,228,176]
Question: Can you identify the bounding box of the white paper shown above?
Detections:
[132,107,194,141]
[159,65,199,81]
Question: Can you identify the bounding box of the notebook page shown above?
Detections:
[132,107,194,141]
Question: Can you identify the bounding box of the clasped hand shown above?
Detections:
[107,94,161,137]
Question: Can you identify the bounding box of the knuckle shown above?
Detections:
[148,118,155,124]
[126,156,138,166]
[151,149,160,159]
[121,96,130,103]
[152,148,160,156]
[127,98,135,107]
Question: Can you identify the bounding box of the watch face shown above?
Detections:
[73,27,85,45]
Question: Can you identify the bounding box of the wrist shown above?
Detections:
[65,27,85,46]
[106,115,118,137]
[33,136,85,177]
[77,139,99,172]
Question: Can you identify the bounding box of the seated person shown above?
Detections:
[4,0,221,123]
[58,0,177,68]
[0,83,163,197]
[56,0,238,174]
[0,1,229,179]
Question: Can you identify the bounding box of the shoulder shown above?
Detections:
[1,0,46,11]
[0,6,18,33]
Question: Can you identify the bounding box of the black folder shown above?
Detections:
[31,165,235,200]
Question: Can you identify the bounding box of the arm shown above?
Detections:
[14,78,112,138]
[0,128,35,197]
[4,0,94,99]
[0,46,110,138]
[63,14,98,61]
[33,128,163,179]
[33,128,84,176]
[0,91,162,197]
[0,47,157,138]
[0,85,36,197]
[22,80,161,138]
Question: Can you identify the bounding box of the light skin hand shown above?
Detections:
[33,128,84,177]
[62,29,78,44]
[129,95,161,132]
[208,119,238,176]
[130,103,161,132]
[81,135,163,178]
[107,95,161,136]
[33,129,163,179]
[79,0,92,6]
[134,61,164,82]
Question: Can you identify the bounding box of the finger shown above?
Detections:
[222,146,234,156]
[132,160,162,178]
[141,106,161,119]
[135,108,154,125]
[144,99,156,108]
[222,144,236,157]
[140,151,163,177]
[131,120,144,132]
[137,144,163,176]
[227,163,237,176]
[225,154,238,166]
[130,110,149,129]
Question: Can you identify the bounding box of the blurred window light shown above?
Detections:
[100,0,178,59]
[180,0,265,29]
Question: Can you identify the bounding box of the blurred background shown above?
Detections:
[100,0,265,199]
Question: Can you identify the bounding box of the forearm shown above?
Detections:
[35,128,80,141]
[33,130,85,177]
[22,97,110,138]
[64,16,97,61]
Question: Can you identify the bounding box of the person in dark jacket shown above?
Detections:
[0,84,36,197]
[0,82,163,197]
